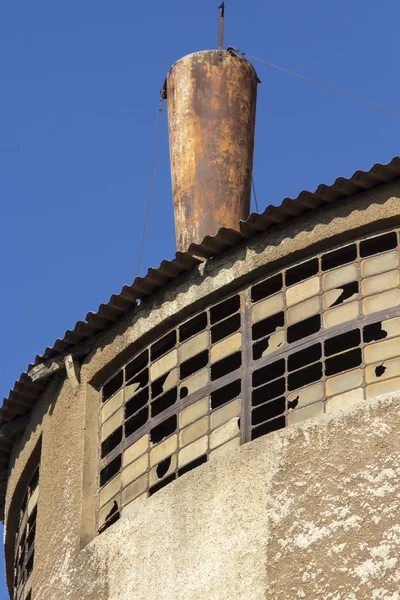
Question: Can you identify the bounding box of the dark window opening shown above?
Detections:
[325,329,360,357]
[330,281,359,307]
[211,379,241,410]
[126,368,148,393]
[104,500,119,522]
[325,348,362,377]
[125,406,148,438]
[252,378,285,406]
[20,492,28,515]
[252,397,285,425]
[180,386,188,399]
[211,352,242,381]
[125,350,148,382]
[151,388,178,418]
[288,362,322,391]
[30,467,39,494]
[252,359,285,388]
[101,427,122,458]
[156,456,172,479]
[178,454,207,477]
[360,231,397,258]
[375,364,386,378]
[210,295,240,324]
[19,527,27,550]
[179,312,207,342]
[99,509,120,534]
[103,370,123,402]
[252,312,284,341]
[288,396,299,409]
[152,371,173,398]
[180,350,208,380]
[26,523,36,551]
[253,337,273,360]
[125,388,149,420]
[150,415,177,444]
[100,454,121,487]
[288,343,322,372]
[251,273,283,303]
[286,258,318,287]
[26,552,34,578]
[287,315,321,344]
[251,416,285,440]
[151,330,176,362]
[149,473,176,495]
[27,507,37,530]
[363,321,388,343]
[322,244,357,271]
[211,313,241,344]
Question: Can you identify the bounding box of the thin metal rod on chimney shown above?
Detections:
[218,2,225,49]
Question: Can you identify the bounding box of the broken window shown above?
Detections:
[210,295,240,324]
[179,312,207,342]
[286,258,319,287]
[322,244,357,271]
[103,370,123,402]
[251,273,283,303]
[252,312,284,341]
[360,231,397,258]
[251,416,285,440]
[211,351,242,381]
[211,313,241,343]
[126,350,148,382]
[98,292,245,532]
[98,226,400,535]
[287,315,321,344]
[151,331,176,361]
[13,463,40,600]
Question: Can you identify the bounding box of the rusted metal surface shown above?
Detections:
[218,2,225,50]
[1,156,400,520]
[166,50,258,252]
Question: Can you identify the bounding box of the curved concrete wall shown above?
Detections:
[4,181,400,599]
[97,223,400,533]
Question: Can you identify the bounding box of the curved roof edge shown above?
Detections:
[2,156,400,426]
[0,154,399,521]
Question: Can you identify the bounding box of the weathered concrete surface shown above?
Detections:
[95,395,400,599]
[7,389,400,599]
[4,183,400,598]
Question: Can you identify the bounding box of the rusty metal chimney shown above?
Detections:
[165,23,258,252]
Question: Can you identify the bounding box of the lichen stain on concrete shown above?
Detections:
[264,396,400,599]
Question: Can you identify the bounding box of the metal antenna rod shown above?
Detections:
[218,2,225,49]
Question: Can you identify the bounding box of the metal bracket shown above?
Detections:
[65,354,81,389]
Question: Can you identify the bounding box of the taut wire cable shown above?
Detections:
[135,98,164,278]
[251,176,259,213]
[228,48,400,119]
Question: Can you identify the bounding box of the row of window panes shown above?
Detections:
[13,467,39,600]
[98,228,400,533]
[250,231,398,305]
[98,379,242,532]
[249,315,400,439]
[250,240,400,362]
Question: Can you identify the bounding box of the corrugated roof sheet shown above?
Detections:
[1,155,400,518]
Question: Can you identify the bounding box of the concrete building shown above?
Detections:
[2,47,400,600]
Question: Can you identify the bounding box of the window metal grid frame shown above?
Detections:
[13,465,39,600]
[97,226,400,534]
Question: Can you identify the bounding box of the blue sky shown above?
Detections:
[0,0,398,596]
